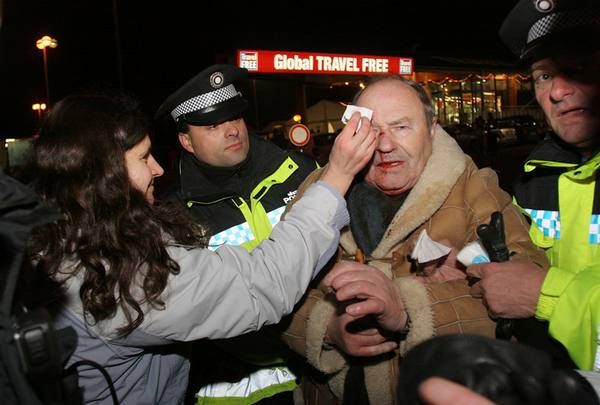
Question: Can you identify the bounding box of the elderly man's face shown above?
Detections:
[357,80,434,195]
[532,50,600,156]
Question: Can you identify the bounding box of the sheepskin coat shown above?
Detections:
[281,125,548,405]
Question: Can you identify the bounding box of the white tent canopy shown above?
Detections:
[306,100,346,135]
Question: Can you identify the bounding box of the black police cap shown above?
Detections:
[499,0,600,62]
[158,64,248,127]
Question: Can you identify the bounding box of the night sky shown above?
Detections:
[0,0,520,138]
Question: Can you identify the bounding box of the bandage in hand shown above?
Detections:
[341,105,373,131]
[457,240,490,266]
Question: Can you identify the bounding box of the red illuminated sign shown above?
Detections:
[237,50,413,75]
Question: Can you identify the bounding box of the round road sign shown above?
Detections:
[289,124,311,147]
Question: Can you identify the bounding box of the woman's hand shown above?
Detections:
[321,112,377,195]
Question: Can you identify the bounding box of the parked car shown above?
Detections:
[492,126,518,145]
[488,115,542,144]
[443,123,482,146]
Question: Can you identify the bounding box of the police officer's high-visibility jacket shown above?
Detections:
[176,134,318,404]
[178,135,317,251]
[513,137,600,370]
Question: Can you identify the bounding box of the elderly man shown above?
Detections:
[281,76,547,404]
[467,0,600,371]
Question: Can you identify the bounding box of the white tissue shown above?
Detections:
[411,229,452,264]
[457,241,490,266]
[341,105,373,131]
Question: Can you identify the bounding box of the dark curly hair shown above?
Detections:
[25,93,207,336]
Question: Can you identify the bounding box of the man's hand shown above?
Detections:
[467,259,545,318]
[324,261,409,333]
[324,310,397,357]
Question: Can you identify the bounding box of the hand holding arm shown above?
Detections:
[324,310,397,357]
[324,261,409,333]
[467,259,545,318]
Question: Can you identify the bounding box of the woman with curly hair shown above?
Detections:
[23,93,375,404]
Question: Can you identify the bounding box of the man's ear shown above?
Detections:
[178,133,194,154]
[430,118,438,137]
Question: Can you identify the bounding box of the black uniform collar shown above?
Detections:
[179,134,289,200]
[526,134,589,165]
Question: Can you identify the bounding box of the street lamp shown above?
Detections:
[36,35,58,107]
[32,103,47,121]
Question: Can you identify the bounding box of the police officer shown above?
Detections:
[468,0,600,370]
[158,64,318,404]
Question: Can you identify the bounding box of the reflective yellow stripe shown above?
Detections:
[239,157,299,251]
[196,367,297,404]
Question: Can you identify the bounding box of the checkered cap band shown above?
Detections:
[528,10,600,43]
[171,84,240,120]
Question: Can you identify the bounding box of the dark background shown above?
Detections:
[0,0,520,138]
